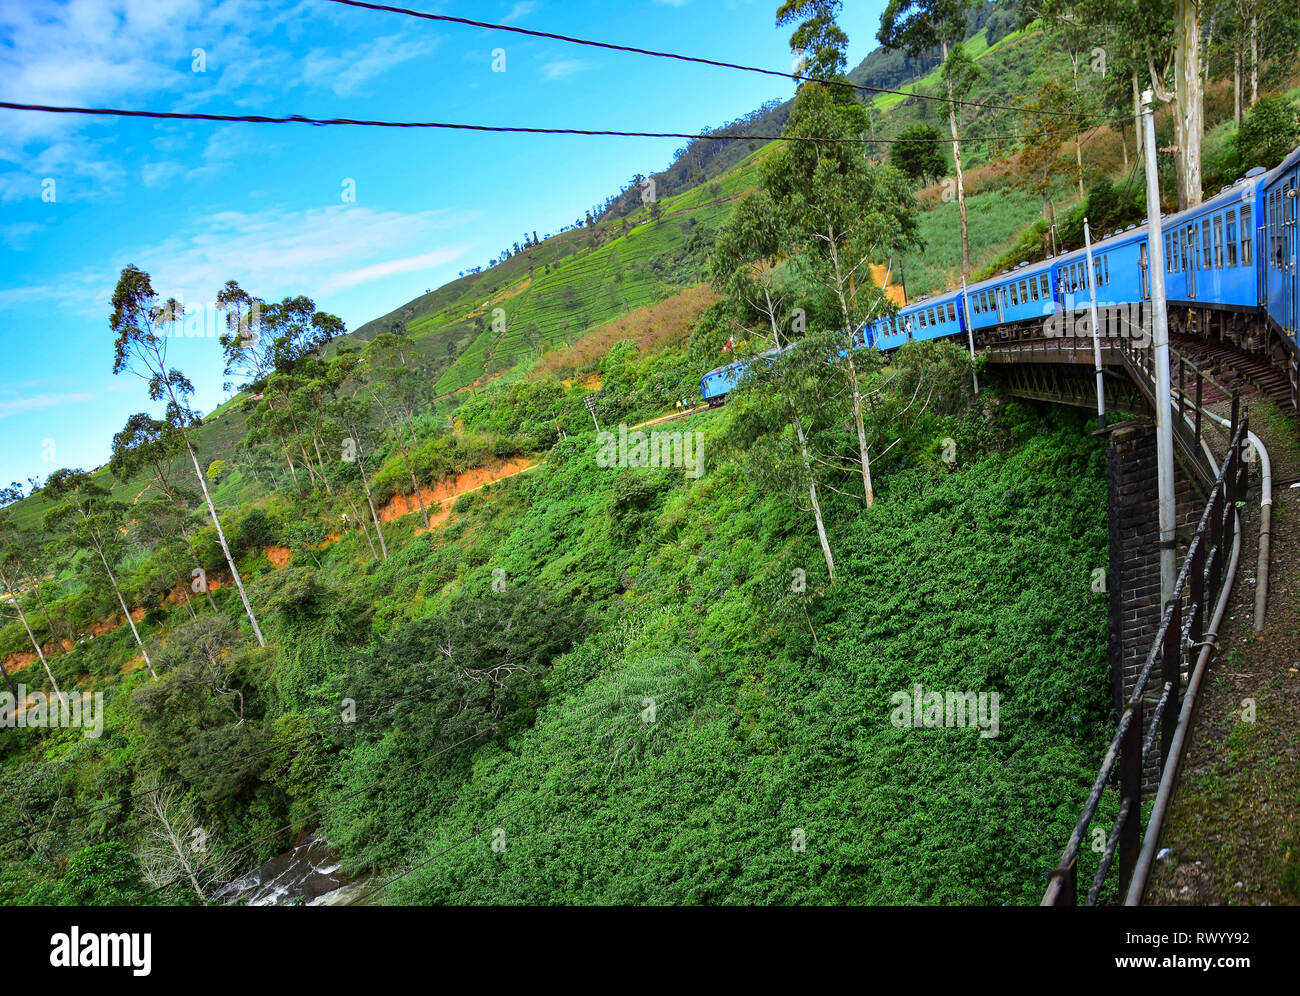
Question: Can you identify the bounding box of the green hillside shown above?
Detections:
[6,0,1299,913]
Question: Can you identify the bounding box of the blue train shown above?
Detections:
[701,144,1300,407]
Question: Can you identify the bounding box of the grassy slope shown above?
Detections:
[318,402,1115,905]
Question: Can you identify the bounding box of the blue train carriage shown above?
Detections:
[866,287,967,351]
[964,223,1152,345]
[1260,146,1298,369]
[700,344,782,406]
[965,255,1059,342]
[1161,169,1266,321]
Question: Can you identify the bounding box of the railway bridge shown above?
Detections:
[977,324,1270,906]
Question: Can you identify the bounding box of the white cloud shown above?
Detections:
[300,33,440,97]
[0,222,43,250]
[332,247,467,290]
[0,391,97,419]
[539,59,590,80]
[0,204,472,321]
[140,161,184,188]
[501,2,537,23]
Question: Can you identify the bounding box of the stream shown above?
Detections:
[215,834,372,906]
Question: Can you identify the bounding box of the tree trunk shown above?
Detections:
[298,442,318,488]
[0,564,66,706]
[347,496,379,560]
[764,291,834,581]
[1249,13,1258,107]
[27,573,61,655]
[946,73,970,276]
[1175,0,1204,209]
[1132,70,1144,164]
[350,436,388,561]
[1,652,18,699]
[177,520,219,613]
[1075,135,1085,200]
[402,444,430,528]
[311,434,334,497]
[92,539,156,679]
[1234,49,1243,126]
[185,440,265,647]
[827,238,875,507]
[1071,54,1085,199]
[794,410,834,582]
[1203,14,1215,91]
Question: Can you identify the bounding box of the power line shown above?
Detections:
[322,0,1102,121]
[0,101,1052,144]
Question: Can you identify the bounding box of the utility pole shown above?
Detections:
[1083,218,1105,430]
[585,393,600,431]
[1141,90,1177,606]
[960,278,979,395]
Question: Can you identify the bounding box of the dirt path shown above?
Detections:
[1144,401,1300,905]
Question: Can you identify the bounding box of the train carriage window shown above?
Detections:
[928,308,937,326]
[1165,234,1174,272]
[1241,204,1252,265]
[1268,191,1276,268]
[1040,274,1050,297]
[1018,279,1028,303]
[919,310,927,328]
[1139,242,1150,298]
[1029,276,1039,301]
[1009,282,1019,305]
[971,294,980,315]
[1213,214,1224,267]
[1104,255,1110,284]
[1201,218,1212,268]
[946,302,956,322]
[1225,209,1238,266]
[1272,191,1282,269]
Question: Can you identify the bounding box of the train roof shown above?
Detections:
[703,344,782,378]
[959,159,1279,296]
[893,286,963,315]
[1262,144,1300,187]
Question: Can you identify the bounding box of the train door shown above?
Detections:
[1185,224,1196,298]
[1287,174,1297,340]
[1139,242,1150,299]
[996,285,1005,323]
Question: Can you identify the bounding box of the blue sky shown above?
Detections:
[0,0,888,490]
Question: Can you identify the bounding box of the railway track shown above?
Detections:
[1170,333,1294,411]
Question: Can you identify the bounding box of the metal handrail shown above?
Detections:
[1041,410,1248,906]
